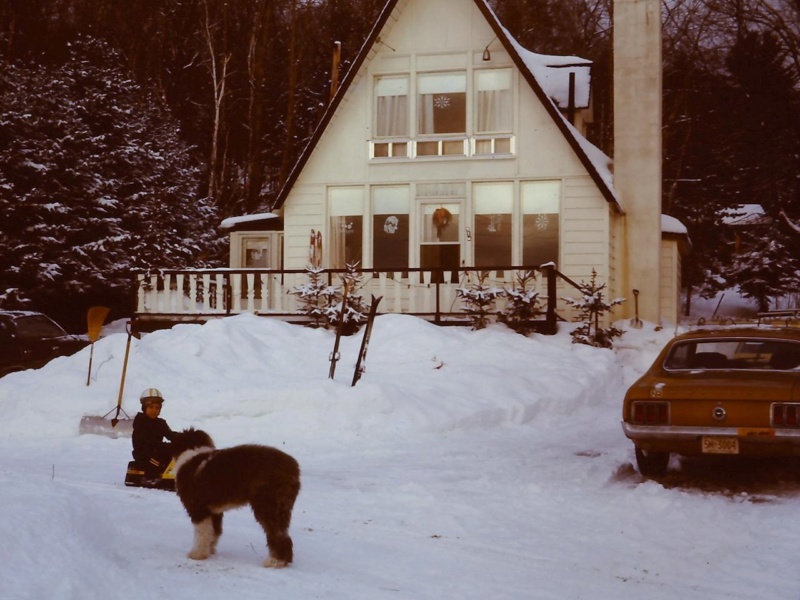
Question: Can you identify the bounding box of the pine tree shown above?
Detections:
[0,36,218,329]
[562,269,625,348]
[325,263,370,334]
[499,270,542,336]
[456,273,505,330]
[288,266,337,328]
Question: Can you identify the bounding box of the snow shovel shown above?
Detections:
[79,322,136,438]
[85,306,110,386]
[630,289,643,329]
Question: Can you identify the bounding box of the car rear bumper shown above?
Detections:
[621,422,800,456]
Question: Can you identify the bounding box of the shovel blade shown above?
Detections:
[630,318,643,329]
[79,415,133,438]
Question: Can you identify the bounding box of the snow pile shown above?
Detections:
[1,314,798,600]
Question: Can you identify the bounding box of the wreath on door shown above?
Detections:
[432,207,452,237]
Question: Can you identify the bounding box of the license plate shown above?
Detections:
[701,436,739,454]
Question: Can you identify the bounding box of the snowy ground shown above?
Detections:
[1,313,799,600]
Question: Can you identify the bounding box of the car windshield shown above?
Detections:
[14,315,68,340]
[664,338,800,371]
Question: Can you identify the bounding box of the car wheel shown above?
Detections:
[635,447,669,477]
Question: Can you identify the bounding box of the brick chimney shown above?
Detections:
[613,0,662,324]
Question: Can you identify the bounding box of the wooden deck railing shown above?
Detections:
[131,265,567,334]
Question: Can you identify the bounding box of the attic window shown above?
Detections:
[375,76,409,137]
[418,72,466,135]
[475,69,512,133]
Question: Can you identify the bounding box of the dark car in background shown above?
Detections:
[622,327,800,477]
[0,311,90,377]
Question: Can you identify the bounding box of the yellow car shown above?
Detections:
[622,327,800,476]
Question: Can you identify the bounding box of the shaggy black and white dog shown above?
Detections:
[170,428,301,568]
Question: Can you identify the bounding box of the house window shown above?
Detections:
[418,72,467,137]
[420,202,461,282]
[374,76,410,159]
[243,238,270,268]
[473,182,512,267]
[475,69,512,134]
[329,187,364,268]
[375,76,409,137]
[522,181,560,267]
[373,186,410,271]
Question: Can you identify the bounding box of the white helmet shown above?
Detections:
[140,388,164,406]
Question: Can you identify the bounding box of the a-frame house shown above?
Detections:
[213,0,687,327]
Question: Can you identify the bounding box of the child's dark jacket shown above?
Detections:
[132,412,176,466]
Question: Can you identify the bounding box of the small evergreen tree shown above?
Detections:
[288,266,337,328]
[456,273,505,330]
[326,263,370,334]
[562,269,625,348]
[499,270,542,336]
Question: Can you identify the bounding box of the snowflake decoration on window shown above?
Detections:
[536,214,550,231]
[433,95,451,109]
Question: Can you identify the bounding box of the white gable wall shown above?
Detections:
[283,0,616,315]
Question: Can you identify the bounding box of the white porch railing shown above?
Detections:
[132,266,561,333]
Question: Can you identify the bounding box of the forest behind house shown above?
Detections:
[1,0,799,330]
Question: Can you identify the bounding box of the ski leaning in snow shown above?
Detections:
[352,295,382,387]
[328,283,349,379]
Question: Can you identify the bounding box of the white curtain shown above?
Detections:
[376,95,408,137]
[476,89,510,133]
[329,217,348,268]
[375,76,408,137]
[418,94,435,134]
[476,69,511,133]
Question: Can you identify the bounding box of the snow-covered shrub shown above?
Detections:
[457,273,505,330]
[326,263,370,335]
[288,266,337,328]
[499,270,542,336]
[562,269,625,348]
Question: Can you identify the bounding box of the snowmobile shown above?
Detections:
[124,458,176,491]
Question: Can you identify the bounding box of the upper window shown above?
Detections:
[418,72,467,135]
[372,68,512,159]
[475,69,512,134]
[375,76,409,138]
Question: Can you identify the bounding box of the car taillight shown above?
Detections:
[772,403,800,427]
[631,401,669,425]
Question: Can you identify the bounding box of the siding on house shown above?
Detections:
[660,239,682,325]
[280,0,615,310]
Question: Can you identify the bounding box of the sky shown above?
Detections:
[0,311,798,600]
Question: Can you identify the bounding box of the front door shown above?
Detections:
[419,202,461,282]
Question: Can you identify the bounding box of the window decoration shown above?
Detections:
[373,185,409,271]
[383,216,400,235]
[432,207,453,237]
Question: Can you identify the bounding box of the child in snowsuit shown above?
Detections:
[132,388,176,481]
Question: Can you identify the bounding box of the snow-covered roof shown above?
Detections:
[506,46,592,109]
[661,214,688,236]
[721,204,769,226]
[220,212,279,230]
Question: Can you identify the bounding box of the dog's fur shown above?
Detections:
[170,428,301,568]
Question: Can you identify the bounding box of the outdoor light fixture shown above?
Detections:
[482,36,497,61]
